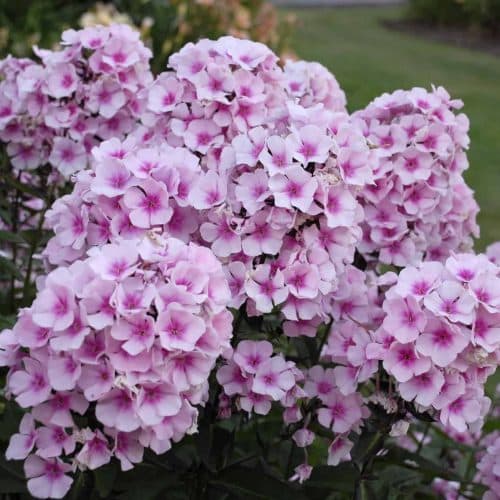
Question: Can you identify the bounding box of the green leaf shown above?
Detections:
[0,474,26,494]
[0,209,13,227]
[0,255,23,279]
[115,465,181,500]
[0,230,24,244]
[0,174,45,199]
[305,463,358,496]
[380,445,463,483]
[93,461,118,498]
[19,229,51,248]
[212,465,308,500]
[0,314,16,329]
[0,452,27,495]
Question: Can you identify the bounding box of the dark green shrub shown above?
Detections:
[408,0,500,33]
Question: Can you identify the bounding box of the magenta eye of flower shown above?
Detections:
[442,300,457,314]
[450,398,464,413]
[72,215,84,234]
[423,136,437,148]
[197,132,211,146]
[336,301,351,315]
[45,462,63,479]
[331,404,345,418]
[65,358,77,371]
[136,326,149,337]
[290,273,306,288]
[238,104,250,118]
[286,181,302,197]
[475,320,487,337]
[53,296,69,316]
[458,269,474,281]
[53,394,68,409]
[61,74,74,89]
[110,259,128,277]
[380,136,394,148]
[475,288,490,303]
[0,106,12,117]
[118,392,132,408]
[37,328,50,340]
[209,78,223,91]
[98,90,111,103]
[191,61,204,74]
[248,355,260,367]
[404,310,416,325]
[33,373,46,390]
[109,173,127,189]
[433,329,452,346]
[299,142,317,159]
[406,125,418,137]
[140,161,155,173]
[162,92,175,106]
[317,381,331,394]
[327,195,340,214]
[112,51,127,64]
[89,437,106,451]
[240,86,251,96]
[405,158,418,170]
[341,160,354,177]
[255,224,268,237]
[54,429,66,443]
[61,148,75,162]
[123,294,140,309]
[263,373,276,386]
[409,191,421,203]
[398,349,414,363]
[143,194,160,211]
[259,281,275,295]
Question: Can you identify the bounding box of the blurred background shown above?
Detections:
[1,0,498,248]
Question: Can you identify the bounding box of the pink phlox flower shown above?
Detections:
[252,355,296,400]
[24,455,72,499]
[317,390,363,433]
[6,414,37,460]
[123,178,172,228]
[245,264,288,313]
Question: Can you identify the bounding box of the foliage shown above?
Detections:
[408,0,500,34]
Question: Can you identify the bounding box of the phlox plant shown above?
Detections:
[1,25,500,500]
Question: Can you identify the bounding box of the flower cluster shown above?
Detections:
[216,340,303,416]
[45,35,371,342]
[371,252,500,432]
[353,87,479,266]
[0,24,152,177]
[1,235,232,498]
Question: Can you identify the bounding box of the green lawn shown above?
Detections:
[284,5,500,250]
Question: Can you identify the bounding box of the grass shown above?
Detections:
[284,5,500,250]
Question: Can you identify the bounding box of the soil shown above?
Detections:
[383,19,500,58]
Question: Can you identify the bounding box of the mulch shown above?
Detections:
[383,19,500,58]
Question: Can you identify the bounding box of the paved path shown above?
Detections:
[272,0,405,6]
